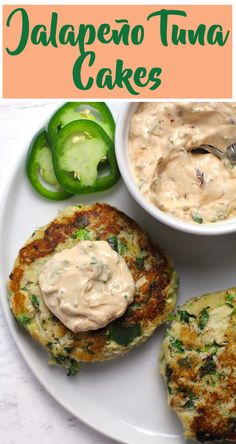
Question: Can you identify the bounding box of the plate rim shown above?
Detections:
[0,151,181,444]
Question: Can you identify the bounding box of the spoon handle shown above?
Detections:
[199,144,225,160]
[227,143,236,163]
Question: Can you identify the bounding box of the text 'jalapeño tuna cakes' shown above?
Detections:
[160,288,236,442]
[8,203,178,375]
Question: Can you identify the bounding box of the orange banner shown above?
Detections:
[3,5,232,98]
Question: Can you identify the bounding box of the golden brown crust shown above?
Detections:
[8,203,177,368]
[160,289,236,442]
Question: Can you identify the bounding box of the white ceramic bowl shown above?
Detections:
[115,102,236,236]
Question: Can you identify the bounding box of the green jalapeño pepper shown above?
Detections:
[26,131,72,200]
[52,120,120,194]
[48,102,115,145]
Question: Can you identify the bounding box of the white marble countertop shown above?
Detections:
[0,101,118,444]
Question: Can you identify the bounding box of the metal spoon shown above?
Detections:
[191,143,236,164]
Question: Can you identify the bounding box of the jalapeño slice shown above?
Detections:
[48,102,115,145]
[52,120,120,194]
[26,131,72,200]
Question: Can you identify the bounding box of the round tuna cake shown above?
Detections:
[8,203,178,375]
[160,288,236,442]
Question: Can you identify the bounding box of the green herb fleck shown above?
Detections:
[64,346,74,353]
[208,376,217,386]
[225,293,236,308]
[178,310,196,324]
[187,389,196,399]
[170,338,185,353]
[176,387,185,393]
[177,387,197,409]
[167,314,177,322]
[67,360,80,376]
[108,235,118,251]
[107,236,127,255]
[16,314,32,327]
[73,228,90,240]
[118,241,128,255]
[55,354,66,365]
[31,294,39,308]
[231,307,236,318]
[191,214,203,224]
[202,340,224,355]
[198,307,209,330]
[183,399,195,409]
[109,322,142,346]
[178,356,192,368]
[199,355,216,377]
[135,257,144,270]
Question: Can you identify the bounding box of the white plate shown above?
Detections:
[1,103,236,444]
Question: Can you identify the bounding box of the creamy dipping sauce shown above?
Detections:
[128,102,236,223]
[39,241,135,333]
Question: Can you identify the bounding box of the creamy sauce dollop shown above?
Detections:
[128,102,236,223]
[39,240,135,332]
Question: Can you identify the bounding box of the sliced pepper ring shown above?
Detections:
[26,131,72,201]
[48,102,115,146]
[52,120,120,194]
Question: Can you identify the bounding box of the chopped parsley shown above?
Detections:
[191,214,203,224]
[178,356,192,368]
[107,235,127,255]
[53,356,80,376]
[225,293,236,308]
[20,286,28,291]
[167,314,177,322]
[178,310,196,324]
[16,314,32,327]
[170,338,185,353]
[231,307,236,318]
[73,228,90,240]
[55,354,66,364]
[109,322,142,346]
[178,387,197,409]
[67,360,80,376]
[135,257,144,270]
[199,355,217,377]
[198,307,209,330]
[176,387,184,394]
[31,294,39,308]
[183,399,195,409]
[118,241,128,255]
[107,235,118,251]
[202,340,224,355]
